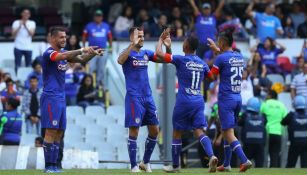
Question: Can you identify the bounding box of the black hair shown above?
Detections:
[223,5,235,17]
[268,89,278,99]
[129,27,142,36]
[31,59,41,69]
[7,98,20,109]
[122,5,133,19]
[5,78,13,84]
[65,34,81,51]
[218,26,235,47]
[81,74,94,88]
[186,36,199,51]
[50,26,66,37]
[35,137,43,144]
[264,37,276,50]
[29,75,38,81]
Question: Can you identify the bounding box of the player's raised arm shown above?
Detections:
[68,47,104,64]
[154,30,173,63]
[188,0,200,17]
[117,28,140,65]
[50,46,100,62]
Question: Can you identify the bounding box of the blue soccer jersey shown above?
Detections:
[122,49,159,128]
[83,22,111,48]
[122,49,155,97]
[42,47,69,98]
[213,51,245,98]
[213,51,245,130]
[41,47,68,130]
[171,54,210,130]
[195,14,217,44]
[172,54,210,105]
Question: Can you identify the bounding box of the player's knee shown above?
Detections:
[129,127,139,137]
[148,126,159,137]
[172,130,182,140]
[193,129,204,138]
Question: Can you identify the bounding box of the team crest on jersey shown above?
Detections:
[144,54,149,61]
[135,118,140,124]
[52,120,58,126]
[132,57,148,67]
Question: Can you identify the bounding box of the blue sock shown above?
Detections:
[223,140,232,167]
[172,139,182,168]
[143,135,157,164]
[128,136,137,168]
[43,141,54,168]
[53,142,60,167]
[199,135,214,158]
[230,140,248,164]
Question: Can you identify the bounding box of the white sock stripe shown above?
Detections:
[224,145,230,148]
[199,135,209,142]
[147,137,157,142]
[128,139,137,142]
[232,144,241,151]
[172,143,182,146]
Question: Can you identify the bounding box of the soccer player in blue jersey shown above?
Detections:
[117,27,169,173]
[207,28,252,172]
[154,31,218,173]
[41,27,103,173]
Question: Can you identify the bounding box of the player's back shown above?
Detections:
[42,47,69,98]
[122,49,154,97]
[172,54,209,105]
[213,51,244,99]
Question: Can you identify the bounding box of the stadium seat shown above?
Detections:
[84,124,107,143]
[85,106,105,117]
[1,59,14,68]
[278,92,293,111]
[67,105,84,115]
[65,125,85,143]
[96,115,117,126]
[35,26,47,36]
[107,105,125,117]
[267,74,285,85]
[20,134,37,146]
[285,74,292,85]
[75,115,96,126]
[17,67,32,82]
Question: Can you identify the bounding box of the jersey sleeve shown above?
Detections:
[171,55,182,66]
[146,50,155,61]
[12,20,19,30]
[253,12,260,20]
[275,18,283,31]
[203,63,210,77]
[213,54,223,70]
[44,50,59,62]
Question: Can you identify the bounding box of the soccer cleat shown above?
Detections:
[139,161,152,173]
[239,160,252,172]
[217,165,231,172]
[208,156,218,173]
[53,166,63,173]
[44,166,56,173]
[131,165,141,173]
[162,165,180,173]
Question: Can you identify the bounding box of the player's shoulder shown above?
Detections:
[102,22,110,27]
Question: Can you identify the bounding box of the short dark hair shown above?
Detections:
[186,36,199,51]
[218,26,235,47]
[29,75,38,81]
[31,60,41,69]
[7,98,20,109]
[268,89,278,99]
[50,26,66,36]
[5,78,13,84]
[35,137,43,144]
[129,27,142,36]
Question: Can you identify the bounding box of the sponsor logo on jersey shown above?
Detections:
[132,57,149,67]
[185,88,201,95]
[229,57,244,67]
[186,61,204,71]
[57,63,69,71]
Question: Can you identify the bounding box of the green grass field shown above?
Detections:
[0,168,307,175]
